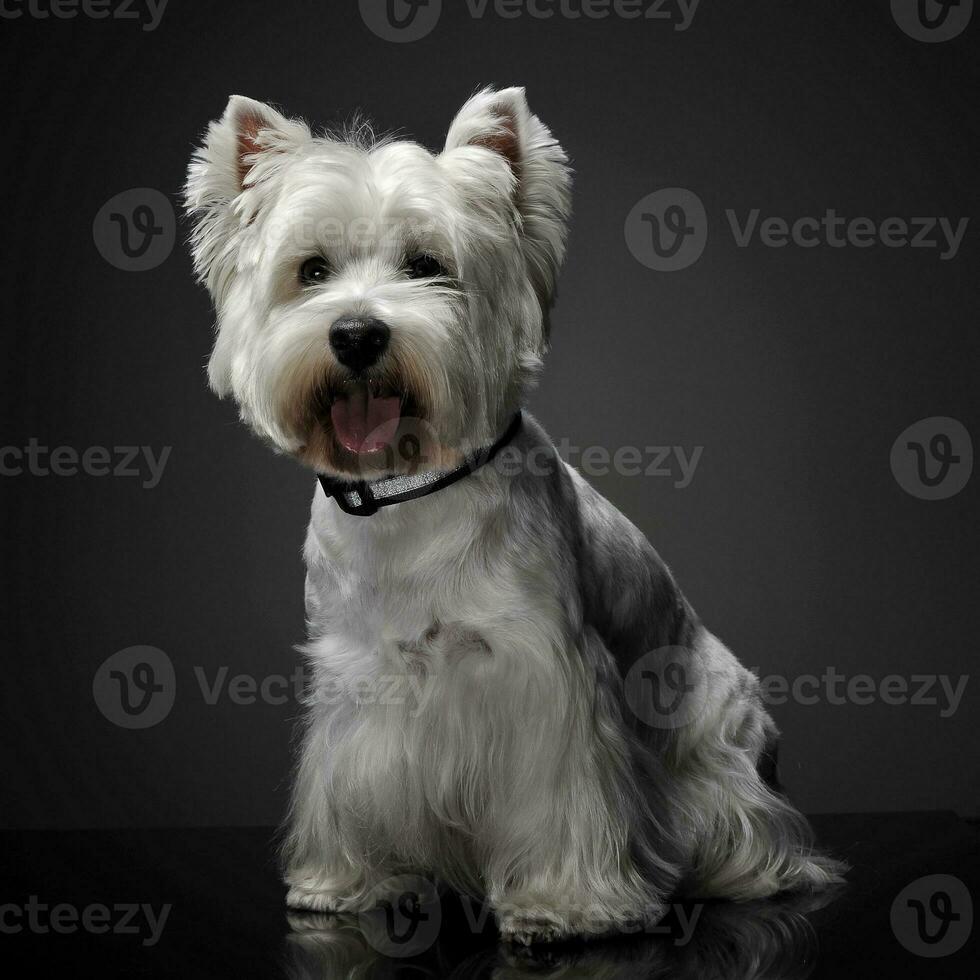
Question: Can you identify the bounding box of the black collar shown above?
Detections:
[317,412,523,517]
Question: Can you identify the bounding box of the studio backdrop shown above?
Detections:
[1,0,977,830]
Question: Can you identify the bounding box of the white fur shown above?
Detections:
[185,88,844,946]
[184,88,569,469]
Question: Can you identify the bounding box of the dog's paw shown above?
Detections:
[495,893,667,946]
[286,885,348,913]
[284,869,363,914]
[496,904,572,946]
[286,910,353,934]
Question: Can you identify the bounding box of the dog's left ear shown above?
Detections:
[443,87,572,335]
[444,86,531,175]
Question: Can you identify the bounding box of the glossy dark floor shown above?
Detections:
[2,812,976,977]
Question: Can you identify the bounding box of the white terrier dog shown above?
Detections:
[185,87,845,945]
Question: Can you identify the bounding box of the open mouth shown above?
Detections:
[319,379,414,456]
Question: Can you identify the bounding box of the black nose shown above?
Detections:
[328,317,391,373]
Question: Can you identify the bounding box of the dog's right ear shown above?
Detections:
[184,96,310,302]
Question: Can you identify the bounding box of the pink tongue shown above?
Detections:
[330,387,402,454]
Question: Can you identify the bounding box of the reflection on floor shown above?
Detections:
[2,812,977,978]
[285,886,833,979]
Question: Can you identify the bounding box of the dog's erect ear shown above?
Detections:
[443,87,572,337]
[222,95,311,190]
[444,86,530,175]
[184,96,310,301]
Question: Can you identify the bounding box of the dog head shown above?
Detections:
[184,88,571,477]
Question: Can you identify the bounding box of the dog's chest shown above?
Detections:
[313,571,496,678]
[304,538,505,681]
[304,493,574,707]
[301,499,581,862]
[396,621,492,663]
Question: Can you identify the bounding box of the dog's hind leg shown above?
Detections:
[668,633,847,900]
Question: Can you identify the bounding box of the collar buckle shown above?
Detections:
[334,481,379,517]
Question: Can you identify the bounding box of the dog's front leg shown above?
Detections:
[282,704,389,914]
[485,633,677,945]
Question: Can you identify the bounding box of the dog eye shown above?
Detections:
[406,254,446,280]
[299,257,330,285]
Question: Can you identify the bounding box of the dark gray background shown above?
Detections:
[1,0,976,829]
